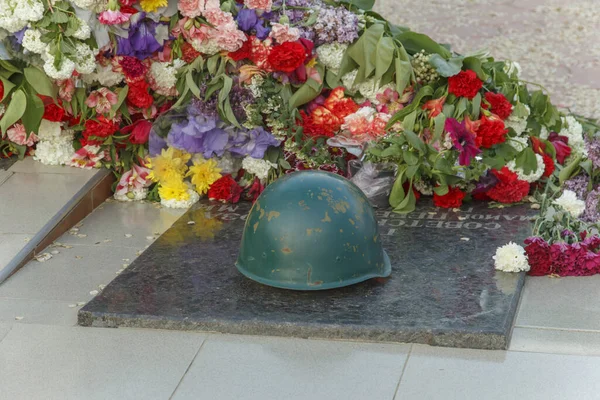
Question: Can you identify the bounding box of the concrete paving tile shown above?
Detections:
[0,324,205,400]
[395,344,600,400]
[58,200,186,249]
[516,276,600,331]
[0,233,33,269]
[0,298,80,326]
[0,245,139,302]
[0,172,93,234]
[0,171,12,187]
[8,157,99,176]
[510,327,600,357]
[172,335,409,400]
[0,323,11,343]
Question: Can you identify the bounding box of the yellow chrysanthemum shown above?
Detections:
[140,0,168,12]
[147,147,190,183]
[186,158,222,195]
[158,178,190,202]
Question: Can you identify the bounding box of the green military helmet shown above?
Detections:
[236,170,391,290]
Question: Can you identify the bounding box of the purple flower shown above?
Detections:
[149,130,167,156]
[583,188,600,223]
[168,116,230,158]
[228,127,280,158]
[472,171,499,195]
[585,136,600,169]
[14,28,26,45]
[444,118,481,166]
[236,8,270,40]
[564,175,589,199]
[116,13,164,59]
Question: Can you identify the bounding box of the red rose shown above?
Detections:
[548,132,571,165]
[122,119,152,145]
[127,80,154,109]
[268,41,307,73]
[542,154,555,178]
[475,115,508,148]
[181,42,202,63]
[484,92,512,120]
[228,35,252,62]
[83,116,119,144]
[525,237,553,276]
[448,70,483,99]
[208,175,243,203]
[433,186,465,208]
[487,167,530,203]
[42,102,66,122]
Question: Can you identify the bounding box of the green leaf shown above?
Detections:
[514,147,537,175]
[14,144,27,160]
[393,185,416,214]
[403,130,426,153]
[387,85,434,128]
[394,48,412,94]
[303,9,320,26]
[389,166,407,208]
[186,71,201,98]
[454,97,468,119]
[402,110,417,132]
[0,89,27,134]
[559,154,583,185]
[374,36,395,81]
[463,56,488,81]
[433,113,446,143]
[110,86,129,119]
[207,55,220,75]
[0,60,22,74]
[21,92,44,135]
[428,54,463,77]
[338,0,374,10]
[289,79,322,110]
[0,76,15,101]
[218,75,233,105]
[471,92,481,119]
[24,67,57,98]
[495,143,518,161]
[347,24,385,82]
[396,32,452,58]
[402,148,419,165]
[513,102,529,118]
[50,11,69,23]
[433,185,449,196]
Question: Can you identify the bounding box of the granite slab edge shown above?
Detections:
[78,309,509,350]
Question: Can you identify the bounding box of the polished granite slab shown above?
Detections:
[79,199,535,349]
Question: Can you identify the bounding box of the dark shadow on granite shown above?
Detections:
[0,156,17,171]
[79,200,535,350]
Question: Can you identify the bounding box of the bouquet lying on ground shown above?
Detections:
[0,0,598,274]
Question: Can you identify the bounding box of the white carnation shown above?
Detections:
[33,133,75,166]
[74,43,97,75]
[316,43,348,72]
[241,157,276,180]
[72,18,91,40]
[43,52,76,80]
[507,135,529,153]
[553,190,586,218]
[114,187,148,202]
[506,153,545,183]
[191,39,220,56]
[149,62,177,95]
[37,120,63,141]
[493,242,529,273]
[22,29,47,54]
[160,189,200,209]
[559,115,587,157]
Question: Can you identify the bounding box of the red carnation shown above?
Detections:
[403,181,421,200]
[118,56,147,81]
[0,80,4,101]
[208,175,243,203]
[268,41,307,73]
[448,70,483,99]
[524,237,553,276]
[127,80,154,109]
[42,102,66,122]
[181,42,202,63]
[484,92,512,120]
[245,177,264,203]
[228,36,252,62]
[433,186,465,208]
[122,119,152,145]
[475,115,508,148]
[487,167,530,203]
[542,154,555,178]
[83,116,119,144]
[300,109,340,138]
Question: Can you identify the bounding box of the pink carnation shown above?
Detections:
[7,124,38,147]
[245,0,272,11]
[178,0,204,18]
[98,9,133,25]
[269,23,300,44]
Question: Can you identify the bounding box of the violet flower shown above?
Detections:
[149,130,167,156]
[228,127,280,159]
[168,116,231,158]
[117,13,165,59]
[236,8,270,40]
[444,118,481,166]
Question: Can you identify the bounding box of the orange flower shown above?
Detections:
[422,96,446,118]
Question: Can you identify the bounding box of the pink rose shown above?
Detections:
[178,0,204,18]
[7,124,38,147]
[269,23,300,44]
[244,0,272,11]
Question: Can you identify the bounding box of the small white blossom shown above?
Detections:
[540,125,549,140]
[242,157,276,180]
[559,115,587,158]
[43,52,76,80]
[506,153,545,183]
[22,29,47,54]
[34,139,75,166]
[553,190,586,218]
[82,63,123,87]
[493,242,529,273]
[160,189,200,209]
[505,105,530,136]
[507,135,529,153]
[149,62,178,95]
[74,43,97,75]
[72,18,91,40]
[316,43,348,72]
[0,0,44,33]
[503,61,522,77]
[114,188,148,202]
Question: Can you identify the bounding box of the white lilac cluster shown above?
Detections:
[504,104,530,136]
[506,153,544,183]
[247,74,264,98]
[493,242,530,273]
[341,70,394,103]
[72,17,91,40]
[43,51,76,80]
[411,50,439,84]
[242,156,276,180]
[75,43,97,75]
[559,115,587,158]
[160,189,200,209]
[82,63,123,87]
[33,120,75,166]
[316,43,348,72]
[22,29,47,54]
[507,135,529,153]
[553,190,586,218]
[0,0,44,33]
